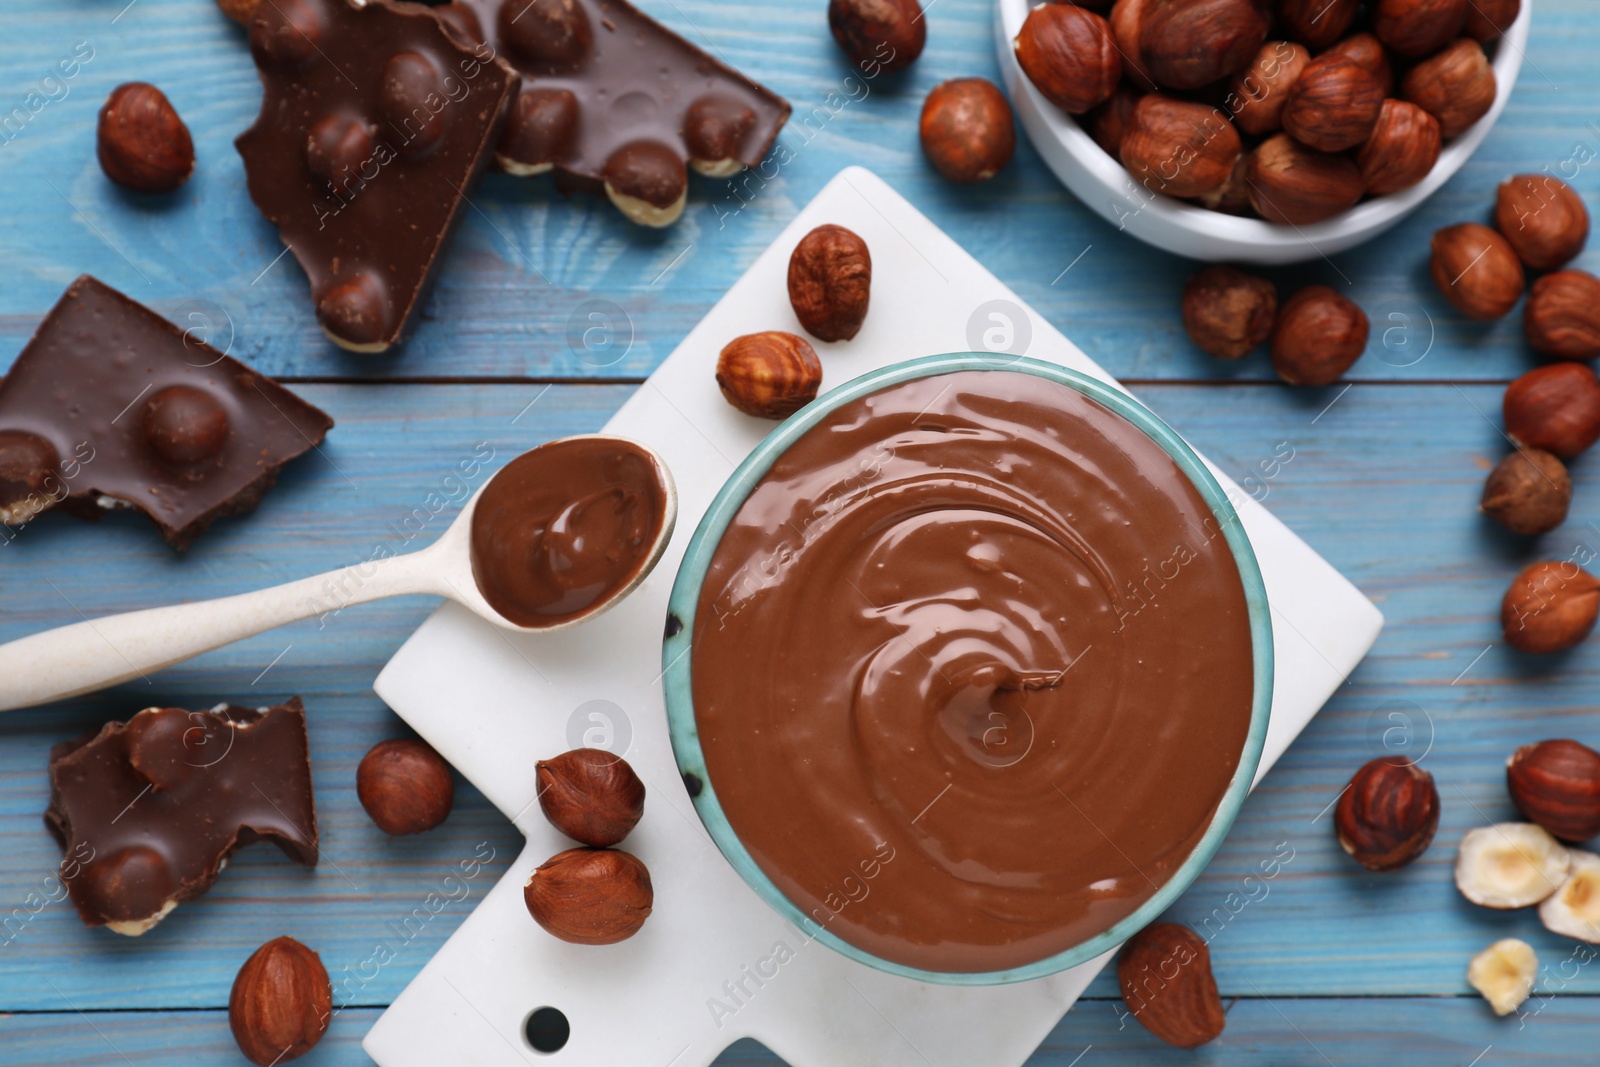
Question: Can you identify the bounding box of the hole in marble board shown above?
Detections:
[524,1006,571,1054]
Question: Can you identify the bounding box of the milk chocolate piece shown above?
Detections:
[436,0,790,225]
[236,0,518,352]
[0,276,334,550]
[693,371,1256,973]
[45,699,318,935]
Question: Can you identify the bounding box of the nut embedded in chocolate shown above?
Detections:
[498,0,593,72]
[141,386,230,467]
[496,88,579,176]
[788,224,873,342]
[379,51,452,160]
[0,429,63,525]
[1481,448,1571,537]
[305,113,377,194]
[249,0,324,67]
[357,738,455,835]
[603,140,688,228]
[685,95,758,178]
[1180,265,1276,360]
[537,748,647,847]
[97,82,195,194]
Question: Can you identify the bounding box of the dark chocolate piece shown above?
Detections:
[436,0,790,226]
[236,0,518,352]
[45,698,318,935]
[0,276,334,550]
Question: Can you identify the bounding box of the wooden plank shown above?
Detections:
[4,998,1599,1064]
[0,0,1596,382]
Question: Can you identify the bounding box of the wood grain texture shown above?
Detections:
[0,0,1596,382]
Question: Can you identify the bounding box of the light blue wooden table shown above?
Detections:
[3,0,1599,1062]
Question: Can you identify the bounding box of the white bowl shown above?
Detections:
[994,0,1531,264]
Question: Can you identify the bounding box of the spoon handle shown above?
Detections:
[0,549,437,712]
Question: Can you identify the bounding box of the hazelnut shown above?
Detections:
[828,0,925,75]
[1276,0,1358,48]
[1138,0,1270,91]
[1503,362,1600,458]
[1227,41,1310,137]
[498,0,591,72]
[229,937,332,1066]
[249,0,324,68]
[433,2,487,47]
[716,331,823,418]
[602,140,688,228]
[1120,95,1241,198]
[1508,739,1600,842]
[216,0,261,24]
[1481,448,1571,536]
[1468,938,1539,1016]
[788,225,873,342]
[1323,32,1395,96]
[378,52,448,161]
[684,95,757,177]
[1084,86,1141,158]
[919,78,1016,183]
[1525,270,1600,361]
[1402,38,1497,140]
[97,83,195,194]
[0,429,63,525]
[1335,757,1441,871]
[1372,0,1468,58]
[1194,154,1254,215]
[1110,0,1159,90]
[1281,53,1385,152]
[1539,851,1600,943]
[1429,222,1524,320]
[537,748,647,847]
[523,847,653,945]
[1495,174,1590,272]
[1014,5,1120,115]
[1355,99,1441,196]
[1244,133,1364,225]
[1270,285,1368,385]
[357,739,455,835]
[1456,823,1570,907]
[141,386,229,466]
[1116,922,1225,1049]
[1500,560,1600,654]
[1464,0,1520,41]
[1180,265,1276,359]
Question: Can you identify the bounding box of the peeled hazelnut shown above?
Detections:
[357,738,455,835]
[1507,740,1600,842]
[1244,134,1364,225]
[1281,53,1385,152]
[524,847,653,945]
[828,0,925,74]
[229,937,332,1066]
[1139,0,1270,91]
[1116,922,1225,1049]
[1525,271,1600,361]
[1324,33,1394,97]
[0,429,63,525]
[1373,0,1468,58]
[537,748,647,847]
[919,78,1016,184]
[1465,0,1520,41]
[1539,850,1600,941]
[1084,86,1141,158]
[1501,560,1600,654]
[1120,95,1241,198]
[716,331,823,418]
[1276,0,1358,48]
[1180,265,1276,359]
[1356,99,1441,196]
[1270,285,1368,385]
[1456,823,1570,908]
[1334,757,1440,871]
[1495,174,1590,272]
[1227,41,1310,137]
[1430,222,1524,320]
[788,225,873,342]
[1503,363,1600,458]
[1481,448,1571,536]
[1467,938,1538,1016]
[1014,5,1120,115]
[97,83,195,194]
[1403,38,1497,140]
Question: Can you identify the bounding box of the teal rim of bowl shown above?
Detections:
[662,353,1274,986]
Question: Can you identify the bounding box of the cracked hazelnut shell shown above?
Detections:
[1180,265,1276,359]
[1481,448,1571,537]
[1430,222,1524,320]
[1501,560,1600,654]
[1524,270,1600,361]
[97,82,195,194]
[1244,134,1364,225]
[1335,757,1441,871]
[1508,739,1600,842]
[1014,4,1120,115]
[716,331,823,419]
[1282,53,1385,153]
[1120,94,1241,199]
[788,224,873,341]
[1270,285,1368,385]
[1495,174,1589,272]
[1117,922,1225,1049]
[919,78,1015,184]
[524,847,653,945]
[1403,38,1497,139]
[1503,362,1600,458]
[1356,99,1441,197]
[229,937,332,1066]
[537,748,646,847]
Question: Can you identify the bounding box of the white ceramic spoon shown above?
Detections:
[0,435,677,712]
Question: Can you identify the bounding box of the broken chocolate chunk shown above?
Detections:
[45,699,318,935]
[435,0,790,226]
[236,0,519,352]
[0,276,334,550]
